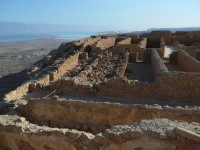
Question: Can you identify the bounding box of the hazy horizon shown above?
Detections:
[0,0,200,32]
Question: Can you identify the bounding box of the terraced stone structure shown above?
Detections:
[0,31,200,150]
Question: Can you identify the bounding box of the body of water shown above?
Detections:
[0,32,95,42]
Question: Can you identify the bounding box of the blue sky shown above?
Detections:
[0,0,200,31]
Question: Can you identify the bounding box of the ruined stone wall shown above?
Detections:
[172,36,187,45]
[150,31,172,45]
[151,49,168,79]
[116,37,131,45]
[172,31,200,46]
[44,73,200,104]
[131,37,142,44]
[139,38,147,49]
[39,49,200,102]
[115,53,129,77]
[176,127,200,150]
[4,53,80,101]
[109,45,140,57]
[92,37,116,52]
[157,38,165,58]
[115,37,127,44]
[20,98,200,129]
[109,38,147,59]
[74,36,101,47]
[172,36,200,46]
[4,82,30,101]
[147,37,161,48]
[155,72,200,102]
[178,49,200,72]
[53,53,80,80]
[98,71,200,102]
[175,43,200,60]
[0,115,199,150]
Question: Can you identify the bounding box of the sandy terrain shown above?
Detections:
[0,38,72,77]
[0,38,72,99]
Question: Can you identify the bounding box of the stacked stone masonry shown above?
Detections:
[1,32,200,149]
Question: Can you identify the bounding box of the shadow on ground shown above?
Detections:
[0,69,27,100]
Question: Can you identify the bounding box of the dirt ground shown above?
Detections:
[0,38,71,99]
[125,63,154,82]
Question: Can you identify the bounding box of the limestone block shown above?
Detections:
[176,127,200,143]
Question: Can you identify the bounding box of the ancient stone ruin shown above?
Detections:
[0,31,200,149]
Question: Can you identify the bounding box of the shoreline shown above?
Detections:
[0,37,75,43]
[0,32,93,43]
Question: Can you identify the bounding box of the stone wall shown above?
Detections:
[92,37,116,52]
[4,52,80,101]
[20,98,200,130]
[116,52,129,77]
[175,43,200,60]
[37,49,200,102]
[4,82,30,101]
[109,38,147,59]
[150,30,172,45]
[147,37,161,48]
[0,115,199,150]
[177,49,200,72]
[53,53,80,80]
[75,36,101,47]
[115,37,127,44]
[176,127,200,150]
[116,37,131,45]
[151,49,168,79]
[155,72,200,102]
[97,72,200,102]
[172,31,200,46]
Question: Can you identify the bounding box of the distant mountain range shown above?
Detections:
[146,27,200,32]
[0,21,200,35]
[129,27,200,35]
[0,22,92,35]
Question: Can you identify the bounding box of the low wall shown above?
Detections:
[147,37,161,48]
[115,37,127,45]
[38,48,200,102]
[151,49,168,79]
[150,30,172,45]
[74,36,101,47]
[92,37,116,51]
[175,43,200,60]
[116,53,129,77]
[20,98,200,130]
[172,36,198,46]
[1,115,199,150]
[116,37,131,45]
[4,82,30,101]
[155,72,200,101]
[178,49,200,72]
[4,53,80,101]
[109,45,145,59]
[53,53,79,80]
[98,72,200,102]
[139,38,147,49]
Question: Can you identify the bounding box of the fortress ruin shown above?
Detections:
[0,31,200,150]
